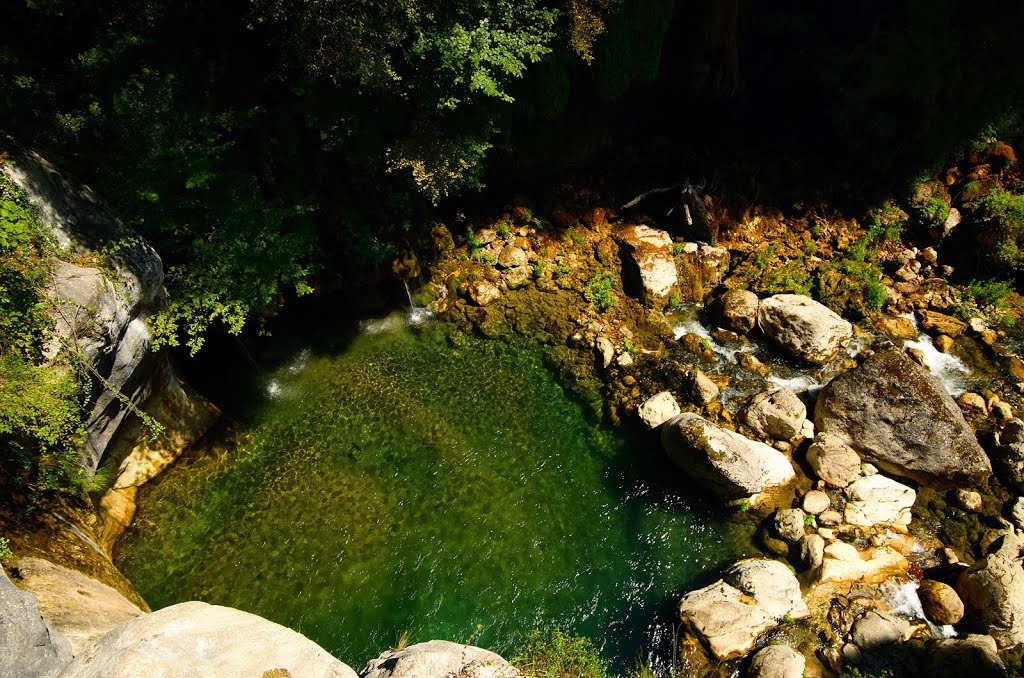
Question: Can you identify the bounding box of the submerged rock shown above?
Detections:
[757,294,852,364]
[617,225,677,307]
[661,413,796,499]
[362,640,519,678]
[638,391,681,428]
[742,388,806,440]
[59,601,358,677]
[814,348,991,488]
[0,566,72,678]
[678,558,809,660]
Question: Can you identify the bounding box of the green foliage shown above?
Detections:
[803,513,815,526]
[738,498,751,512]
[623,338,637,355]
[0,536,12,562]
[472,249,498,265]
[840,669,893,678]
[553,264,571,279]
[496,221,511,238]
[584,272,617,311]
[534,258,547,278]
[0,177,52,360]
[567,230,586,246]
[954,278,1024,329]
[667,292,681,309]
[976,187,1024,270]
[866,203,908,242]
[513,628,611,678]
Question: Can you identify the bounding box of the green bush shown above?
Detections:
[0,536,12,562]
[513,628,611,678]
[584,273,617,311]
[976,188,1024,269]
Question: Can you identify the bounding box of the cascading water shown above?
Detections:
[900,313,972,396]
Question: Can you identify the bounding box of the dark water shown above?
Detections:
[117,315,753,673]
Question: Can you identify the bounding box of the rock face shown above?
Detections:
[814,349,991,488]
[617,225,678,307]
[956,532,1024,649]
[0,566,73,678]
[361,640,519,678]
[10,557,144,654]
[678,559,809,660]
[638,391,681,429]
[757,294,852,364]
[745,645,805,678]
[806,433,861,488]
[843,475,916,527]
[676,242,729,302]
[661,413,796,499]
[774,508,807,543]
[58,601,358,678]
[923,635,1005,674]
[713,289,759,333]
[742,388,806,440]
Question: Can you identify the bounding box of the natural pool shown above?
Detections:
[116,315,754,672]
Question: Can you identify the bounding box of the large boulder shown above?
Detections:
[923,635,1005,674]
[757,294,852,364]
[661,413,796,499]
[361,640,519,678]
[0,566,73,678]
[850,611,910,650]
[918,580,964,625]
[818,543,909,584]
[58,601,358,677]
[10,557,144,654]
[678,559,809,660]
[956,532,1024,649]
[814,349,991,488]
[843,475,916,527]
[617,225,678,307]
[742,388,806,440]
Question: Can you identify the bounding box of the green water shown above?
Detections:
[117,316,753,672]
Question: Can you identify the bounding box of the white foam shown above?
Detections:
[266,380,282,398]
[672,318,748,363]
[359,315,407,336]
[768,374,823,395]
[900,316,972,397]
[882,580,957,639]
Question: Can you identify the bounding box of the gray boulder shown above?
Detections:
[843,475,916,527]
[850,611,910,650]
[661,413,796,499]
[617,225,677,307]
[757,294,852,364]
[814,349,991,488]
[361,640,519,678]
[923,635,1005,674]
[746,645,805,678]
[742,388,806,440]
[0,567,73,678]
[638,391,681,429]
[58,601,358,677]
[678,559,809,660]
[774,508,807,543]
[713,289,759,333]
[957,532,1024,649]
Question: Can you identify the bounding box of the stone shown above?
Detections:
[806,433,861,488]
[661,413,796,499]
[919,309,968,337]
[774,508,807,543]
[802,490,830,515]
[814,348,992,488]
[468,280,501,306]
[503,266,530,289]
[688,369,719,406]
[496,246,527,269]
[361,640,519,678]
[957,392,988,415]
[819,545,909,584]
[923,634,1005,674]
[638,391,681,429]
[934,334,955,352]
[873,316,919,341]
[0,566,72,678]
[994,401,1015,421]
[712,289,759,333]
[736,352,770,376]
[757,294,852,364]
[918,580,964,625]
[10,557,144,654]
[616,352,634,367]
[956,532,1024,648]
[745,645,805,678]
[1011,497,1024,532]
[941,208,962,238]
[742,388,806,440]
[843,475,916,527]
[850,611,910,650]
[676,242,730,302]
[954,489,983,512]
[595,336,614,368]
[818,509,842,526]
[677,559,809,660]
[798,534,825,571]
[58,601,358,678]
[617,225,678,307]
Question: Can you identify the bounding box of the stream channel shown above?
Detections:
[115,309,757,673]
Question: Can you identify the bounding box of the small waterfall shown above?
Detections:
[403,278,433,326]
[901,313,972,396]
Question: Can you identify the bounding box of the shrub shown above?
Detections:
[0,536,12,562]
[584,273,617,311]
[513,628,611,678]
[976,188,1024,269]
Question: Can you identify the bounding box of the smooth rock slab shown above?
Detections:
[661,413,796,499]
[757,294,852,364]
[843,475,916,527]
[819,544,909,584]
[58,601,358,678]
[678,559,809,660]
[362,640,519,678]
[814,348,991,488]
[0,566,72,678]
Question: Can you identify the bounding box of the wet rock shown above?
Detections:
[819,544,909,584]
[742,388,806,440]
[503,266,531,289]
[923,634,1005,674]
[677,559,809,660]
[806,433,861,488]
[362,640,519,678]
[745,645,805,678]
[799,534,825,571]
[919,309,968,337]
[957,392,988,415]
[661,413,796,499]
[757,294,852,364]
[843,475,916,527]
[1010,497,1024,532]
[774,508,807,542]
[712,289,759,333]
[676,242,730,302]
[918,580,964,625]
[688,369,719,406]
[954,489,983,512]
[60,601,358,678]
[873,316,919,341]
[956,532,1024,649]
[617,225,677,308]
[814,348,992,488]
[736,352,770,376]
[994,401,1015,422]
[934,334,955,352]
[638,391,681,429]
[497,245,527,269]
[468,281,501,306]
[850,611,910,650]
[802,490,830,515]
[0,566,73,678]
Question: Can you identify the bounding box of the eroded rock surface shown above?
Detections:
[843,475,916,527]
[742,388,806,440]
[617,225,677,307]
[956,532,1024,649]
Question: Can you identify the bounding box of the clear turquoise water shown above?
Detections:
[116,316,753,672]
